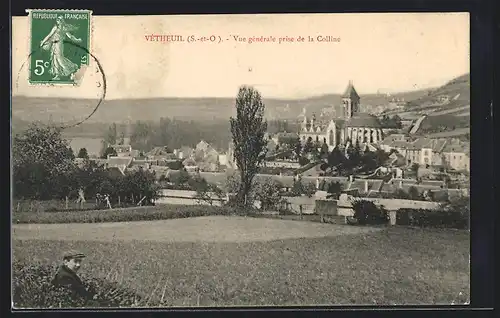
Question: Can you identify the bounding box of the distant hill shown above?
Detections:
[12,88,432,126]
[383,73,470,136]
[409,73,470,108]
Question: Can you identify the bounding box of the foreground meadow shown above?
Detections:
[12,216,470,306]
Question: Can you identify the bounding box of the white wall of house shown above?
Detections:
[443,152,470,171]
[262,161,301,169]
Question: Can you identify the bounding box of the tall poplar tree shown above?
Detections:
[229,86,268,207]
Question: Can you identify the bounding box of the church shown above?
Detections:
[299,81,384,151]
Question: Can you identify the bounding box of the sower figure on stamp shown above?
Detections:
[51,250,97,306]
[39,16,82,80]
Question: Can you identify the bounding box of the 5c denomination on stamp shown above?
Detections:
[26,9,92,85]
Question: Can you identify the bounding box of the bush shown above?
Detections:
[396,208,468,229]
[351,200,389,225]
[12,261,145,308]
[396,195,470,229]
[13,205,235,224]
[298,156,310,166]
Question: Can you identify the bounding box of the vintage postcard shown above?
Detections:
[12,13,470,308]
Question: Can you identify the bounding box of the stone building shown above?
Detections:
[299,81,384,151]
[380,134,470,172]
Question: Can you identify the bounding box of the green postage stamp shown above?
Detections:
[26,9,93,85]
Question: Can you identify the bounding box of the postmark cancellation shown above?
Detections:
[26,9,93,86]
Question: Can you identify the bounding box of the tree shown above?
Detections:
[392,115,403,129]
[123,169,160,205]
[319,162,329,172]
[130,121,153,152]
[224,171,241,194]
[346,141,362,170]
[327,147,345,172]
[326,181,343,199]
[374,149,389,167]
[411,163,420,177]
[291,180,316,197]
[407,186,421,200]
[77,147,89,159]
[303,137,314,154]
[100,123,118,155]
[229,86,268,207]
[251,179,283,211]
[298,156,310,166]
[320,142,329,159]
[12,123,77,200]
[189,176,224,206]
[360,149,378,172]
[118,131,125,145]
[100,146,117,159]
[293,137,302,159]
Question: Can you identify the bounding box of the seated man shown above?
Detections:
[51,250,96,305]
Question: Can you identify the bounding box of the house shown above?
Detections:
[179,146,194,159]
[148,165,171,180]
[437,95,450,104]
[110,144,133,157]
[195,140,211,153]
[275,132,299,147]
[380,135,448,167]
[106,156,133,175]
[379,134,411,153]
[218,153,229,167]
[388,152,406,167]
[261,160,301,169]
[191,141,221,172]
[129,159,152,170]
[441,140,470,172]
[147,146,178,161]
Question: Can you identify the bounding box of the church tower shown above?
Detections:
[341,80,360,118]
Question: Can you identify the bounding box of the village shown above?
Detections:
[69,82,470,222]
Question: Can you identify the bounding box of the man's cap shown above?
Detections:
[62,250,86,260]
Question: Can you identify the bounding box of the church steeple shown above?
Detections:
[341,80,360,118]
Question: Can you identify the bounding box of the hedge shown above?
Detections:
[13,204,235,224]
[396,208,468,229]
[13,261,148,308]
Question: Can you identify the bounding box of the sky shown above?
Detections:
[12,13,470,99]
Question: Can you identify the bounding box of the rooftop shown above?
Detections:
[346,113,382,128]
[107,156,133,168]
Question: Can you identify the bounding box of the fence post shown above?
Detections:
[65,196,69,209]
[118,196,121,206]
[299,204,303,220]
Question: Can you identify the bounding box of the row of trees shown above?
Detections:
[100,118,233,155]
[379,114,403,129]
[320,142,390,176]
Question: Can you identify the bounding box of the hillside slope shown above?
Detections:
[12,89,431,125]
[387,73,470,135]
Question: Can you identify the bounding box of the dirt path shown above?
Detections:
[12,216,382,243]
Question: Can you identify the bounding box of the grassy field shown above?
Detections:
[12,216,470,306]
